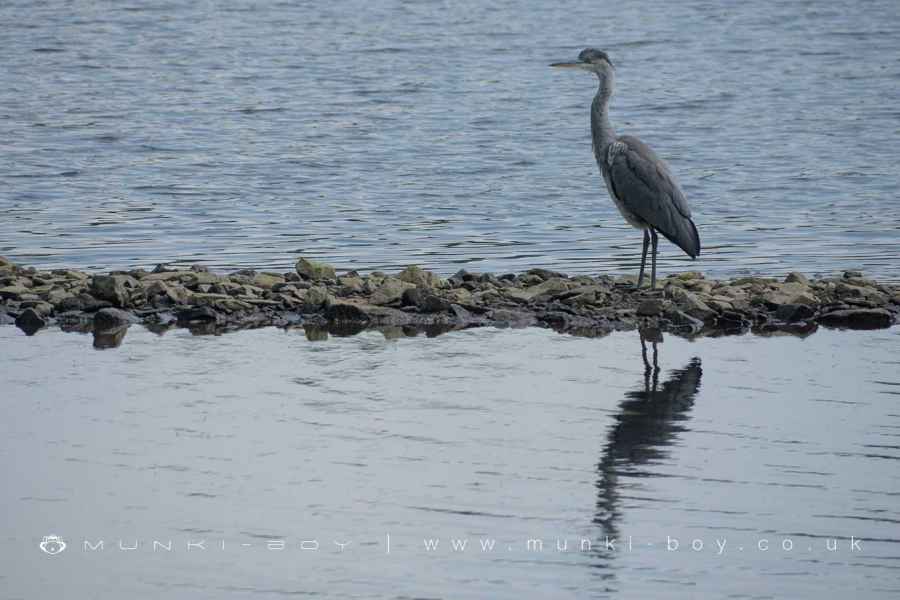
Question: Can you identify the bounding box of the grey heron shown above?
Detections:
[551,49,700,288]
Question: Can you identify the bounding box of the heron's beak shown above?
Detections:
[550,61,587,69]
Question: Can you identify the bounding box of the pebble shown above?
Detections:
[0,258,895,339]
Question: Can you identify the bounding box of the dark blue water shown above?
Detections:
[2,0,899,279]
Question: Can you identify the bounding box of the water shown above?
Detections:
[2,0,900,280]
[1,325,898,598]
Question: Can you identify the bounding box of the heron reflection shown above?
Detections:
[594,331,702,544]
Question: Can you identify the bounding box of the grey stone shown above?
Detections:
[90,274,140,307]
[420,293,452,313]
[251,272,284,290]
[784,272,809,285]
[507,278,570,303]
[835,283,888,305]
[774,303,816,323]
[304,286,333,309]
[176,305,222,324]
[762,282,818,307]
[398,265,443,289]
[295,258,336,281]
[819,308,892,329]
[325,302,371,323]
[0,285,28,300]
[338,275,365,293]
[93,307,137,331]
[665,309,704,333]
[668,287,716,321]
[526,268,568,281]
[371,278,414,306]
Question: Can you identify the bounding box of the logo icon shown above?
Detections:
[39,535,66,555]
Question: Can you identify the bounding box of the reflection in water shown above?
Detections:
[593,331,702,562]
[92,325,128,349]
[0,325,897,598]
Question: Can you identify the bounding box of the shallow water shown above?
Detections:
[1,325,898,598]
[2,0,900,280]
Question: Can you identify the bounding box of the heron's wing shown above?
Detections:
[607,136,700,257]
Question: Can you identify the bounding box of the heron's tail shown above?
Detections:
[657,217,700,259]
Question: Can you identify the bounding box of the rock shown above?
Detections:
[526,268,568,281]
[21,300,53,316]
[304,286,333,309]
[176,305,223,324]
[473,289,502,305]
[90,274,140,307]
[784,272,809,285]
[184,271,221,287]
[674,271,705,281]
[835,283,888,305]
[730,276,777,287]
[450,304,473,321]
[665,309,704,333]
[15,308,46,336]
[667,287,716,321]
[251,272,284,290]
[80,294,114,312]
[506,277,570,303]
[93,307,137,331]
[397,265,443,289]
[637,298,664,317]
[842,270,863,279]
[762,282,818,307]
[371,278,415,306]
[44,287,74,306]
[448,269,475,286]
[402,288,451,313]
[142,270,189,282]
[325,302,371,324]
[774,304,816,323]
[819,308,893,329]
[145,280,192,305]
[445,288,474,304]
[518,274,544,286]
[338,275,365,293]
[706,298,735,312]
[295,258,336,281]
[560,291,596,307]
[0,285,28,300]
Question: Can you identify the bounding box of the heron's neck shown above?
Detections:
[591,89,616,165]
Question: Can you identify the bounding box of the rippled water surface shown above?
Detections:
[2,0,900,279]
[1,325,899,598]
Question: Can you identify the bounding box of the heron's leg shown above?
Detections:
[637,229,650,288]
[650,229,659,289]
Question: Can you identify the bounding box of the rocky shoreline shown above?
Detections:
[1,256,898,346]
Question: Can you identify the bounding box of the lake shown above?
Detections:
[1,325,899,598]
[1,0,899,280]
[2,1,899,597]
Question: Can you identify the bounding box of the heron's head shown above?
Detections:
[551,48,615,89]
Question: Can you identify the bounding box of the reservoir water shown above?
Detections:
[1,325,898,598]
